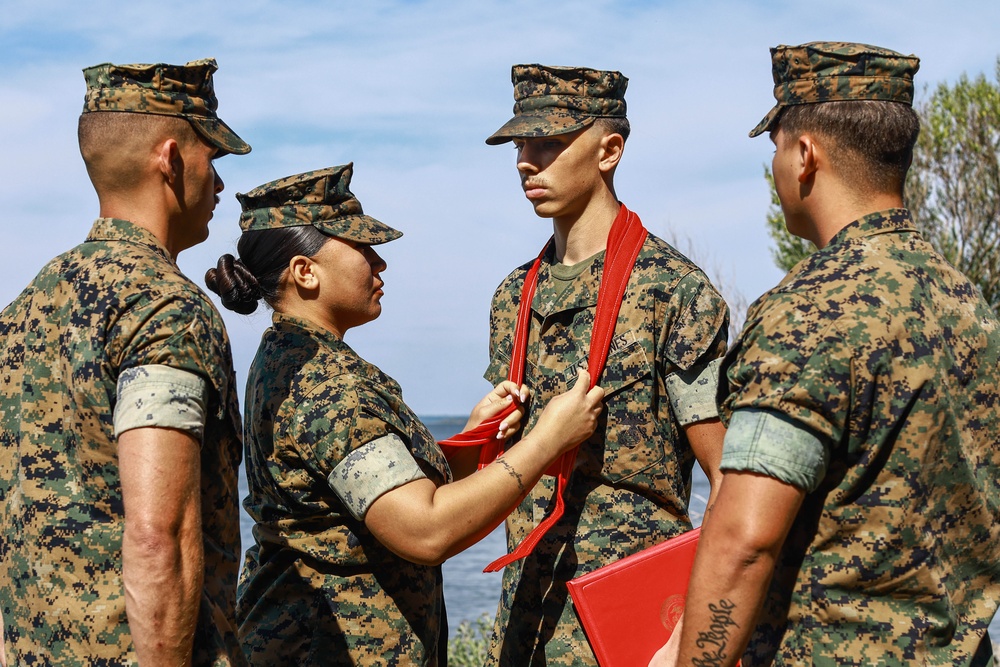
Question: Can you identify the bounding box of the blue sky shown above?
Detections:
[2,0,998,414]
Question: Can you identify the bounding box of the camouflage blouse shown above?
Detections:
[721,209,1000,665]
[237,313,451,666]
[484,232,729,666]
[0,218,244,665]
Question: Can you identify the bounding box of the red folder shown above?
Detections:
[566,528,701,667]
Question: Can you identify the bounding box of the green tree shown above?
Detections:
[907,59,1000,311]
[765,58,1000,314]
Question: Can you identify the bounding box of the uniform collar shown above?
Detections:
[85,218,175,264]
[271,311,351,351]
[826,208,917,248]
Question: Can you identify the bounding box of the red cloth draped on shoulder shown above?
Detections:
[438,203,647,572]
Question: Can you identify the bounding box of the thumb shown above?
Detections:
[572,368,592,393]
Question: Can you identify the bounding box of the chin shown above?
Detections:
[529,202,558,219]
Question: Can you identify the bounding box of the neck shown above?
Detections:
[808,189,905,248]
[99,191,179,259]
[552,189,621,265]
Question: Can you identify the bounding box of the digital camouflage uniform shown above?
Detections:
[484,237,728,666]
[237,313,452,666]
[721,42,1000,665]
[231,165,450,666]
[0,218,245,664]
[0,58,249,666]
[719,209,1000,665]
[484,62,729,666]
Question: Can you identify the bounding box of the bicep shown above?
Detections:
[712,471,805,555]
[363,476,439,555]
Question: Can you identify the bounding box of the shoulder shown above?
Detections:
[633,232,713,286]
[255,327,362,401]
[491,257,536,302]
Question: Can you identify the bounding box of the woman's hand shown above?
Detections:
[529,369,605,456]
[465,380,529,439]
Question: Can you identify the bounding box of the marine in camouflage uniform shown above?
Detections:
[0,60,250,664]
[483,65,729,666]
[233,166,450,666]
[663,43,1000,667]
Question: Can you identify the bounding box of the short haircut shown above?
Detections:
[776,100,920,195]
[595,116,631,143]
[78,112,199,194]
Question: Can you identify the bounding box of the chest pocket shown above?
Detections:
[591,330,666,482]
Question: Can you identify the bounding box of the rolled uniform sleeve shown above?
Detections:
[329,433,426,521]
[664,357,722,425]
[721,408,829,492]
[114,364,208,439]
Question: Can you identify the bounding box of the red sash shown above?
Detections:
[438,203,647,572]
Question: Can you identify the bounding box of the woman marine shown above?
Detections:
[207,164,604,665]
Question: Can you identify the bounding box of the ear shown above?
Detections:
[598,132,624,174]
[287,255,320,290]
[797,134,820,184]
[154,137,183,185]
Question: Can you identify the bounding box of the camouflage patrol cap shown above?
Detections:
[750,42,920,138]
[237,164,402,245]
[82,58,251,156]
[485,64,628,145]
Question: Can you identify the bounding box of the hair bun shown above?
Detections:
[205,254,262,315]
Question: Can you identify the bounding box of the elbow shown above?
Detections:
[122,515,202,572]
[702,515,786,576]
[398,534,452,567]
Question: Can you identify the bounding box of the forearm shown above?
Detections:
[366,370,603,564]
[371,432,560,564]
[123,518,203,665]
[118,425,204,666]
[673,472,804,666]
[675,525,775,666]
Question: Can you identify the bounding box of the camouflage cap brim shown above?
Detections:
[485,113,596,145]
[315,215,403,245]
[239,205,402,245]
[189,117,251,156]
[749,105,782,138]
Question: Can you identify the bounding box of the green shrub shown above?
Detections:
[448,613,493,666]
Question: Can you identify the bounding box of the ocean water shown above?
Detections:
[238,416,1000,647]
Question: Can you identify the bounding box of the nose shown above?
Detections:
[214,167,225,194]
[515,143,538,176]
[367,247,387,273]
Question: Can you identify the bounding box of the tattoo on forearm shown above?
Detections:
[692,598,739,667]
[496,457,525,493]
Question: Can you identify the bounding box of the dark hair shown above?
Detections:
[595,116,631,143]
[776,100,920,195]
[206,226,331,314]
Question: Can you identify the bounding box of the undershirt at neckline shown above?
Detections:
[549,250,605,302]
